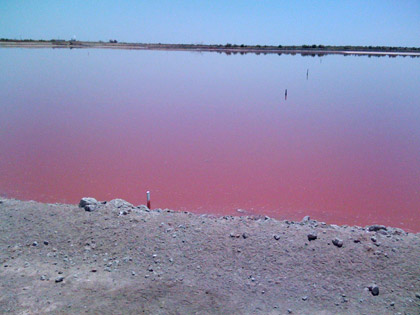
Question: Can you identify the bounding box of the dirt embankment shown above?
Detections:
[1,197,419,314]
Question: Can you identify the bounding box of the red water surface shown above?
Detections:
[1,49,419,231]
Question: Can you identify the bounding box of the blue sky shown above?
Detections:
[1,0,419,46]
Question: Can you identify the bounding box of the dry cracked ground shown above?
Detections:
[0,197,419,314]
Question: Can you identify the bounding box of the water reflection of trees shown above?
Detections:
[215,50,419,58]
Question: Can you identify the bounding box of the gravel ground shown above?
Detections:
[1,197,419,314]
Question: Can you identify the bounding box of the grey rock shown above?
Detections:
[302,296,308,301]
[273,234,281,240]
[307,232,317,241]
[79,197,98,208]
[415,292,420,299]
[389,227,406,235]
[229,232,240,238]
[371,236,377,243]
[368,284,379,296]
[43,240,49,245]
[368,225,387,232]
[332,238,343,247]
[108,199,134,209]
[40,275,47,281]
[55,276,64,283]
[302,216,311,223]
[287,309,292,314]
[32,241,38,246]
[242,232,249,239]
[84,204,97,212]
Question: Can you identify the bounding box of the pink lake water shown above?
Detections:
[0,49,419,231]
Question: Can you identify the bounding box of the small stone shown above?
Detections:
[104,267,111,272]
[287,309,292,314]
[390,301,395,306]
[368,284,379,296]
[273,234,281,240]
[108,199,134,209]
[371,236,377,243]
[229,232,240,238]
[332,238,343,247]
[353,239,361,243]
[79,197,98,208]
[84,204,97,212]
[242,232,249,239]
[40,275,47,281]
[368,225,387,232]
[55,276,64,283]
[302,296,308,301]
[43,240,49,245]
[415,292,420,299]
[32,241,38,246]
[307,232,317,241]
[131,271,136,276]
[91,269,97,272]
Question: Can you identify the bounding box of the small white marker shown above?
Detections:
[146,191,151,209]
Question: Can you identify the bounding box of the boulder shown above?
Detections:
[368,284,379,296]
[307,232,318,241]
[301,216,311,223]
[367,225,387,232]
[332,238,343,247]
[79,197,98,208]
[108,199,134,209]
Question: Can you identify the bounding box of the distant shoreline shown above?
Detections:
[1,40,419,57]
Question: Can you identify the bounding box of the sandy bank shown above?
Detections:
[0,197,419,314]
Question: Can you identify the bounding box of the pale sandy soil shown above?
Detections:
[1,197,419,314]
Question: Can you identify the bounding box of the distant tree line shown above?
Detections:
[1,38,419,55]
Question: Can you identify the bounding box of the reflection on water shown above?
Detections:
[0,48,419,231]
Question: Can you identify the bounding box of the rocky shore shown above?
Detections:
[1,197,419,314]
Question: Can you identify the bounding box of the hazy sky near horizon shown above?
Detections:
[1,0,419,46]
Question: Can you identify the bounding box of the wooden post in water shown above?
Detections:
[146,191,151,209]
